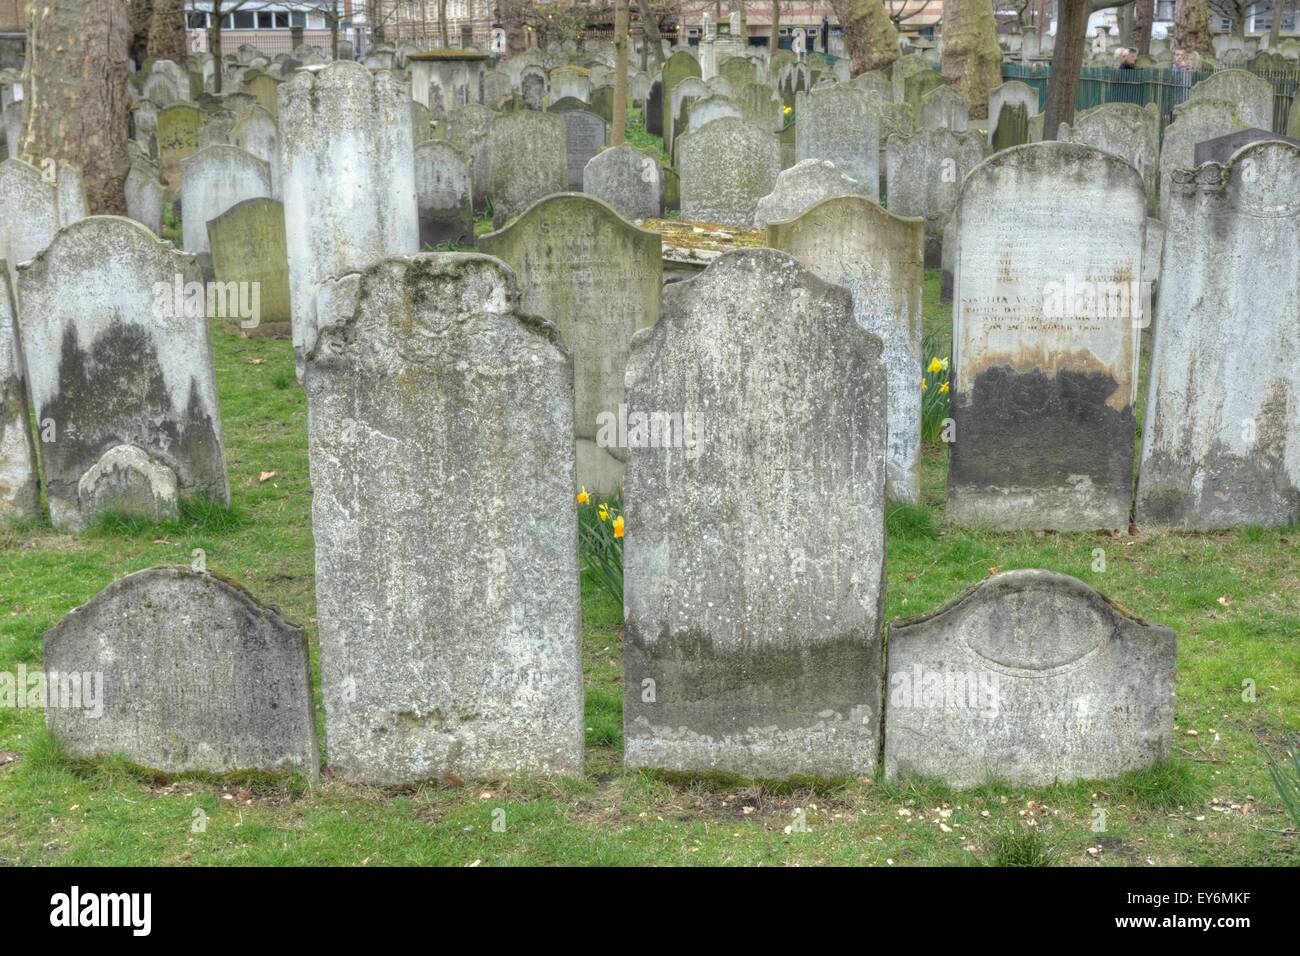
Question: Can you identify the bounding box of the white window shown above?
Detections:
[233,10,255,29]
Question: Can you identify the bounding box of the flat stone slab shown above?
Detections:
[884,570,1176,788]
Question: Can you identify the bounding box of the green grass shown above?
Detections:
[1,190,1297,865]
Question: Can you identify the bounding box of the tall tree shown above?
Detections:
[614,0,630,144]
[1174,0,1213,55]
[1042,0,1090,140]
[1135,0,1155,55]
[636,0,667,68]
[942,0,1003,114]
[770,0,782,51]
[439,0,449,47]
[828,0,901,73]
[21,0,131,214]
[129,0,154,68]
[147,0,188,64]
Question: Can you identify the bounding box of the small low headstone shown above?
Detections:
[988,80,1038,149]
[583,143,662,221]
[180,145,272,269]
[884,570,1176,787]
[678,117,780,227]
[753,158,869,229]
[44,568,319,779]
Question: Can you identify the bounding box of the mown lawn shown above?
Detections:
[1,260,1296,867]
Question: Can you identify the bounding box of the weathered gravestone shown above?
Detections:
[885,128,988,264]
[520,66,547,111]
[1136,141,1300,528]
[229,105,280,196]
[0,262,37,519]
[156,102,202,198]
[583,143,662,221]
[768,196,925,502]
[244,72,281,118]
[1158,98,1245,215]
[794,85,880,200]
[549,66,591,105]
[1188,68,1275,131]
[685,93,742,136]
[306,253,583,784]
[479,194,661,491]
[16,217,229,530]
[590,85,615,124]
[669,76,708,158]
[850,70,891,104]
[125,160,166,235]
[884,570,1176,787]
[988,80,1038,150]
[44,568,318,779]
[948,143,1146,531]
[902,69,950,119]
[735,82,783,133]
[488,110,567,226]
[753,158,869,229]
[1060,102,1161,212]
[560,109,607,190]
[678,117,780,227]
[0,158,63,279]
[646,79,663,136]
[660,51,702,147]
[180,145,272,269]
[546,96,588,114]
[442,103,494,215]
[920,84,970,132]
[414,140,473,247]
[623,248,887,778]
[1194,127,1300,165]
[207,197,292,339]
[279,62,419,375]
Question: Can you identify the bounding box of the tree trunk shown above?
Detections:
[1042,0,1089,140]
[636,0,666,68]
[770,0,781,51]
[331,3,341,60]
[1174,0,1213,56]
[614,0,629,144]
[439,0,449,47]
[942,0,1003,114]
[734,1,747,43]
[147,0,188,64]
[1135,0,1155,55]
[21,0,130,215]
[1117,2,1136,47]
[828,0,901,73]
[1270,0,1285,44]
[129,0,154,69]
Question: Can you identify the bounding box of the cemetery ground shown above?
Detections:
[1,270,1296,868]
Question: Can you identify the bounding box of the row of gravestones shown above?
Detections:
[39,245,1176,790]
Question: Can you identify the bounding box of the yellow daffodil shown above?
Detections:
[613,516,625,538]
[928,357,943,375]
[598,504,609,522]
[783,105,792,115]
[921,378,927,392]
[940,382,950,394]
[576,486,590,504]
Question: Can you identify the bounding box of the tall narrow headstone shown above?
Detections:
[948,143,1146,531]
[278,61,419,375]
[794,86,880,200]
[0,262,37,519]
[306,253,583,785]
[479,194,661,492]
[768,196,925,502]
[623,249,887,778]
[560,109,607,190]
[1137,141,1300,528]
[678,117,780,227]
[414,139,473,247]
[487,110,567,227]
[207,197,292,339]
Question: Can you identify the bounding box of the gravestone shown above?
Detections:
[1060,102,1160,212]
[686,93,742,136]
[669,76,708,158]
[884,570,1176,787]
[646,79,663,136]
[885,128,988,264]
[1158,98,1245,214]
[0,158,62,278]
[560,109,607,190]
[1137,141,1300,528]
[678,117,781,227]
[1194,127,1300,165]
[753,158,869,229]
[479,194,661,492]
[229,105,280,196]
[245,72,281,117]
[484,69,511,110]
[156,102,202,196]
[902,70,950,119]
[442,103,494,215]
[279,61,419,375]
[1188,68,1274,130]
[736,82,783,133]
[488,110,567,226]
[768,196,925,502]
[590,85,615,124]
[180,145,272,268]
[988,80,1038,149]
[661,50,702,146]
[16,217,229,530]
[583,143,662,221]
[44,568,318,779]
[794,85,880,200]
[414,140,473,248]
[550,66,591,105]
[948,143,1146,531]
[0,262,37,519]
[719,55,756,92]
[306,253,583,785]
[850,70,891,104]
[521,66,547,110]
[207,197,292,339]
[546,96,588,113]
[920,84,969,131]
[623,248,887,778]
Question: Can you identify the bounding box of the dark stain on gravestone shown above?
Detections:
[39,321,224,508]
[950,365,1133,494]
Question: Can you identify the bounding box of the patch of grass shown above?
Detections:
[986,825,1059,867]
